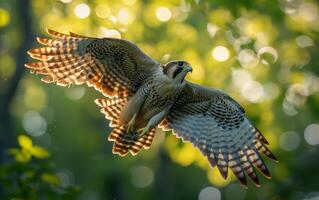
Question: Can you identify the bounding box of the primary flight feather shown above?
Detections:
[25,28,277,187]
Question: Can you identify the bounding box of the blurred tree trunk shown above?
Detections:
[153,149,174,200]
[0,0,33,161]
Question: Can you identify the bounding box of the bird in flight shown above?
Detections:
[25,28,277,187]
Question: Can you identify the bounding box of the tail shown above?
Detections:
[95,98,156,156]
[109,126,156,156]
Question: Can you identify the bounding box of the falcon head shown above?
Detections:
[163,61,193,82]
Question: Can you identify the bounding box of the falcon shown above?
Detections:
[25,28,277,187]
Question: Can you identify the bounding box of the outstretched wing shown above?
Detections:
[160,82,277,187]
[25,28,161,97]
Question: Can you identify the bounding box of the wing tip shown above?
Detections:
[24,63,32,68]
[94,98,105,107]
[265,151,278,162]
[238,178,248,189]
[219,168,228,180]
[45,27,54,35]
[36,37,50,45]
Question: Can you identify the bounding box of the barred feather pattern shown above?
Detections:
[95,98,156,156]
[159,82,277,187]
[25,28,159,98]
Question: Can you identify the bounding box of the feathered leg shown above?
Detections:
[137,110,168,136]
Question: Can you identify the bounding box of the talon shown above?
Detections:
[137,125,151,137]
[126,114,136,133]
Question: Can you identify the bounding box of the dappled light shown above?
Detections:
[0,0,318,199]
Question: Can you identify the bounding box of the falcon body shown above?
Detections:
[119,69,187,131]
[25,29,277,187]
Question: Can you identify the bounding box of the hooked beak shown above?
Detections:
[185,66,193,73]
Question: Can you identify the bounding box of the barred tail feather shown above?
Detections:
[110,126,156,156]
[95,97,156,156]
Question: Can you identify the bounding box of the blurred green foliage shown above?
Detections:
[0,0,319,199]
[0,135,81,200]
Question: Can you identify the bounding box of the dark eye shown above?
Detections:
[173,67,183,78]
[178,61,184,66]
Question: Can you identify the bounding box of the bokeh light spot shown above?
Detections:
[23,111,47,137]
[304,124,319,146]
[118,8,134,25]
[24,84,47,110]
[198,186,221,200]
[279,131,300,151]
[207,23,219,38]
[156,7,172,22]
[74,3,91,19]
[231,69,252,90]
[211,46,230,62]
[298,3,318,22]
[60,0,72,3]
[131,166,154,188]
[241,80,264,103]
[123,0,136,6]
[99,27,121,39]
[95,4,110,19]
[65,87,85,101]
[0,55,16,78]
[238,49,258,69]
[258,46,278,65]
[296,35,314,48]
[263,82,280,100]
[0,8,10,27]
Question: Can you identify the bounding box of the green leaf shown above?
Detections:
[41,173,60,186]
[18,135,33,150]
[7,148,20,156]
[30,146,50,159]
[15,149,31,163]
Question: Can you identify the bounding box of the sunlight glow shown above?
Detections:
[207,23,219,38]
[65,87,85,100]
[99,27,121,39]
[131,166,154,188]
[304,124,319,146]
[156,7,172,22]
[296,35,314,48]
[123,0,136,6]
[23,111,47,137]
[95,4,110,19]
[0,8,10,27]
[60,0,72,3]
[238,49,258,69]
[279,131,300,151]
[74,3,91,19]
[211,46,230,62]
[298,3,318,22]
[199,186,221,200]
[241,80,264,103]
[118,8,134,25]
[258,46,278,65]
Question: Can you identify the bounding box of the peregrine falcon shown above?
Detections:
[25,29,277,187]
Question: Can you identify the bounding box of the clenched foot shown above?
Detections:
[136,125,151,137]
[126,114,136,133]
